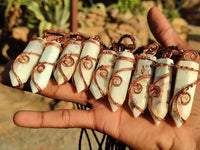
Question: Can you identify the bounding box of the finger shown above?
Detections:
[40,79,95,106]
[13,110,95,129]
[147,7,190,50]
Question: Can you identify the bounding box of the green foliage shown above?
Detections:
[0,0,31,18]
[27,0,70,36]
[163,9,180,22]
[161,0,185,9]
[110,0,145,14]
[161,0,184,22]
[25,10,40,29]
[0,0,70,36]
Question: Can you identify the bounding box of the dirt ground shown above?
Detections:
[0,83,106,150]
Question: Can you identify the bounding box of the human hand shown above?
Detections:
[2,7,200,150]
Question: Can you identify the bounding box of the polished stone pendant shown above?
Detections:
[9,37,46,88]
[73,36,101,93]
[107,34,136,112]
[108,50,135,112]
[30,41,62,93]
[149,58,174,125]
[170,50,199,127]
[128,43,158,118]
[54,40,82,85]
[8,29,200,128]
[90,49,117,99]
[128,53,156,117]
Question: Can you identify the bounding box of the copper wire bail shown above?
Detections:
[116,34,136,53]
[108,41,118,52]
[143,43,159,55]
[61,32,89,48]
[43,29,68,38]
[63,32,89,44]
[162,46,184,58]
[182,49,200,63]
[42,29,68,44]
[91,35,107,51]
[68,32,89,41]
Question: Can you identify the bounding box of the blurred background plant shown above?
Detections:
[161,0,184,22]
[27,0,70,36]
[0,0,200,64]
[110,0,145,14]
[1,0,70,36]
[0,0,71,64]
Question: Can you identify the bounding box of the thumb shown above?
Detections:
[147,7,190,50]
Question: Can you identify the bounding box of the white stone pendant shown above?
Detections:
[90,50,117,99]
[108,50,135,112]
[170,51,199,127]
[9,37,47,88]
[148,58,174,125]
[54,40,82,85]
[30,41,62,93]
[9,29,200,128]
[128,53,156,118]
[73,36,101,93]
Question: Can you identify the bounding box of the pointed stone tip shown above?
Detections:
[76,86,83,93]
[154,119,161,126]
[9,70,19,87]
[108,99,119,112]
[111,104,119,112]
[151,115,162,126]
[89,86,102,100]
[112,107,118,112]
[57,80,64,85]
[171,114,184,128]
[54,69,66,85]
[133,109,141,118]
[30,81,38,94]
[174,119,183,128]
[54,77,62,85]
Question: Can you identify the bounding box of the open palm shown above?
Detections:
[7,7,200,150]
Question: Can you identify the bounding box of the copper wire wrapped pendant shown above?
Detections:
[30,41,62,93]
[54,40,82,85]
[90,49,117,99]
[8,29,200,127]
[108,35,136,112]
[128,43,157,118]
[73,36,101,93]
[148,57,174,125]
[9,37,47,88]
[169,50,200,127]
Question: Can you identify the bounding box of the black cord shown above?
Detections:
[91,130,106,150]
[78,129,84,150]
[76,104,134,150]
[84,129,92,150]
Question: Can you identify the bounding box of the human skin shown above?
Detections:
[1,7,200,150]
